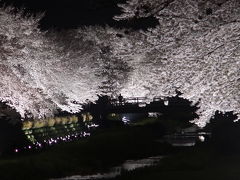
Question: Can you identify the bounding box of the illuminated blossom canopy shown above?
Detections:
[114,0,240,126]
[0,7,102,120]
[0,0,240,126]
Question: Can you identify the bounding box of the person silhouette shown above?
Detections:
[118,94,123,105]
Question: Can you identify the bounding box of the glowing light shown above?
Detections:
[122,116,130,124]
[87,123,99,128]
[164,101,169,106]
[198,136,205,142]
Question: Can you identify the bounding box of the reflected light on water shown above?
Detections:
[51,156,163,180]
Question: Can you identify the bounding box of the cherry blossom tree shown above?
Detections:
[0,7,103,120]
[75,26,133,96]
[114,0,240,126]
[1,0,240,127]
[0,6,57,120]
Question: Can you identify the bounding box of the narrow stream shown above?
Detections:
[51,156,163,180]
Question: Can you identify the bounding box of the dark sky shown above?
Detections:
[0,0,124,29]
[0,0,158,30]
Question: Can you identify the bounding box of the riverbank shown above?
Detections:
[0,123,171,180]
[108,143,240,180]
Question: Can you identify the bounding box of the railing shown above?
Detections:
[110,96,166,106]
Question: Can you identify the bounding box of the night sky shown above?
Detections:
[0,0,158,30]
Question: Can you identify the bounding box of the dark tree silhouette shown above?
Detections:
[157,92,199,132]
[84,95,112,127]
[207,111,239,153]
[0,102,28,154]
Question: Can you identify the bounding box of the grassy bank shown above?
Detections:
[109,143,240,180]
[0,124,170,180]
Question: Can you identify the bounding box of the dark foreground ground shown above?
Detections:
[0,123,170,180]
[109,143,240,180]
[1,120,240,180]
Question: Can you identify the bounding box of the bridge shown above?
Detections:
[84,94,193,115]
[109,96,167,107]
[102,96,170,114]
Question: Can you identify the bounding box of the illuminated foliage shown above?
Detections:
[33,120,46,129]
[0,7,102,120]
[1,1,239,126]
[22,121,33,130]
[0,7,57,119]
[21,115,93,148]
[73,27,133,95]
[114,0,240,126]
[47,118,55,127]
[82,113,93,122]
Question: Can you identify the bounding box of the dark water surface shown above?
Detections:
[51,156,163,180]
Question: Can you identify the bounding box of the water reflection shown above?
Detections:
[162,132,209,147]
[122,156,162,171]
[51,156,163,180]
